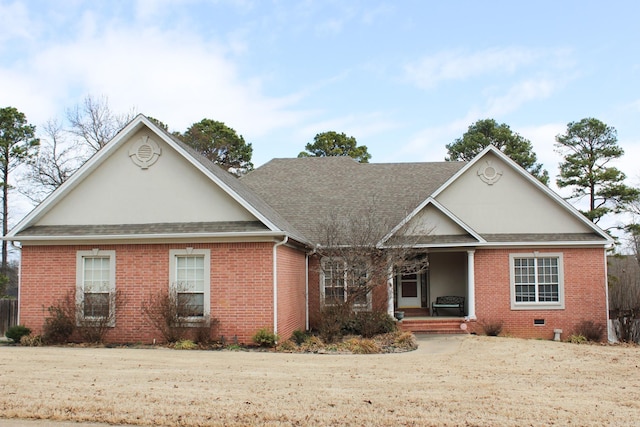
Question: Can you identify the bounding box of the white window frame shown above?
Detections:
[320,257,372,310]
[76,249,116,326]
[169,248,211,323]
[509,252,564,310]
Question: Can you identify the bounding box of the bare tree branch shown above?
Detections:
[66,94,135,152]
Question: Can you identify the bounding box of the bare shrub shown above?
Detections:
[275,339,298,352]
[573,320,605,342]
[76,289,125,343]
[42,294,76,344]
[314,205,430,340]
[141,288,213,343]
[479,319,504,336]
[318,304,351,343]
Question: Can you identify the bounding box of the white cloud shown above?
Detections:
[404,47,542,89]
[297,111,400,143]
[0,20,311,137]
[484,78,557,117]
[0,1,34,44]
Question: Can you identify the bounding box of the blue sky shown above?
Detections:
[2,0,640,225]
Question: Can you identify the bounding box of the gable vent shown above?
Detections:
[137,144,153,160]
[129,136,162,169]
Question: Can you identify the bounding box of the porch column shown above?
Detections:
[387,266,394,317]
[467,250,477,320]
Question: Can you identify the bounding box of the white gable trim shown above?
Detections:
[379,197,485,247]
[7,115,281,238]
[430,145,613,245]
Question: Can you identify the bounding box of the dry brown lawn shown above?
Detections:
[1,335,639,426]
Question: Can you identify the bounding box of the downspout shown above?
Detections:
[11,241,21,326]
[305,254,309,330]
[273,235,288,336]
[604,247,613,343]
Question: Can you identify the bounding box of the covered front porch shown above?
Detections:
[388,250,477,323]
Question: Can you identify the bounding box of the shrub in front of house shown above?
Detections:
[573,320,605,342]
[5,325,31,343]
[349,311,397,338]
[342,337,381,354]
[20,334,43,346]
[319,306,397,342]
[291,329,309,345]
[252,328,279,347]
[43,305,75,344]
[141,289,215,343]
[174,339,197,350]
[479,319,504,337]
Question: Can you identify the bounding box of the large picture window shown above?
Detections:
[510,253,564,310]
[320,257,371,309]
[76,250,116,324]
[170,248,210,319]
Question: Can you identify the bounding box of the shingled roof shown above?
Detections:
[241,156,466,244]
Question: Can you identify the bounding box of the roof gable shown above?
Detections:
[431,145,612,243]
[9,115,307,243]
[34,126,255,226]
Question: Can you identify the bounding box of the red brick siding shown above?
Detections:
[471,247,608,340]
[19,242,279,344]
[276,245,307,340]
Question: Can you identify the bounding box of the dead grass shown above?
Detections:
[1,335,639,426]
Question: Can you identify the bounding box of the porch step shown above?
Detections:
[399,318,468,334]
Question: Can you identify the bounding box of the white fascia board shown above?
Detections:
[378,197,485,247]
[7,116,149,238]
[431,145,614,245]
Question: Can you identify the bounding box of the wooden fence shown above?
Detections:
[0,299,18,337]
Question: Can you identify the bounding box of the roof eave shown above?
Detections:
[380,239,611,250]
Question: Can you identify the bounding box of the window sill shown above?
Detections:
[511,303,564,311]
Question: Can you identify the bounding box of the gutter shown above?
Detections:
[273,235,289,337]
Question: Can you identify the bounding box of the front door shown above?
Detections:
[397,273,421,308]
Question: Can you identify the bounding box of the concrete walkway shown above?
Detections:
[414,332,467,354]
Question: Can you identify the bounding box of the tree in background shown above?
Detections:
[23,95,136,202]
[180,119,254,176]
[446,119,549,185]
[22,119,83,203]
[67,94,135,153]
[555,118,639,224]
[0,107,39,273]
[298,131,371,163]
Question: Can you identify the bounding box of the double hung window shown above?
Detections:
[76,250,116,324]
[170,248,210,319]
[510,253,564,309]
[320,257,371,309]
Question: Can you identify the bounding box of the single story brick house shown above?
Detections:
[6,115,613,343]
